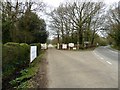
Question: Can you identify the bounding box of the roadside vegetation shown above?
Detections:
[106,3,120,50]
[2,42,43,89]
[2,1,48,44]
[9,51,45,89]
[2,1,48,90]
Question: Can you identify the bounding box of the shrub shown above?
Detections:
[4,42,20,47]
[2,42,30,89]
[96,38,107,46]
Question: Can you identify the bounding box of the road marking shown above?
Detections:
[106,61,112,65]
[93,51,113,65]
[109,50,118,54]
[103,46,118,54]
[93,51,104,60]
[93,51,114,66]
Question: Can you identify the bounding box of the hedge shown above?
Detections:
[2,42,30,89]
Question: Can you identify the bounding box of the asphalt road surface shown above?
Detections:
[47,47,118,88]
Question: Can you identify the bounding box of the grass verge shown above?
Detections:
[9,51,45,89]
[111,45,120,51]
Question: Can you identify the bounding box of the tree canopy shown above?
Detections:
[2,1,48,44]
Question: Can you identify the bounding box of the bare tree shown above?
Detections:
[105,2,120,48]
[64,1,105,47]
[49,1,105,48]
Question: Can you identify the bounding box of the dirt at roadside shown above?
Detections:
[28,51,48,88]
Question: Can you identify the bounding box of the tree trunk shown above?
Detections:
[91,30,95,45]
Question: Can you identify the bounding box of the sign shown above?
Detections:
[62,44,67,49]
[73,47,77,50]
[41,43,47,49]
[84,41,89,44]
[57,43,59,49]
[68,43,74,47]
[30,46,37,63]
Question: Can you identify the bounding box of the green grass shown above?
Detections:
[9,51,45,89]
[111,45,120,51]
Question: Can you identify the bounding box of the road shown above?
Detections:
[47,47,118,88]
[93,46,118,70]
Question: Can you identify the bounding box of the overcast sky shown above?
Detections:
[43,0,119,7]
